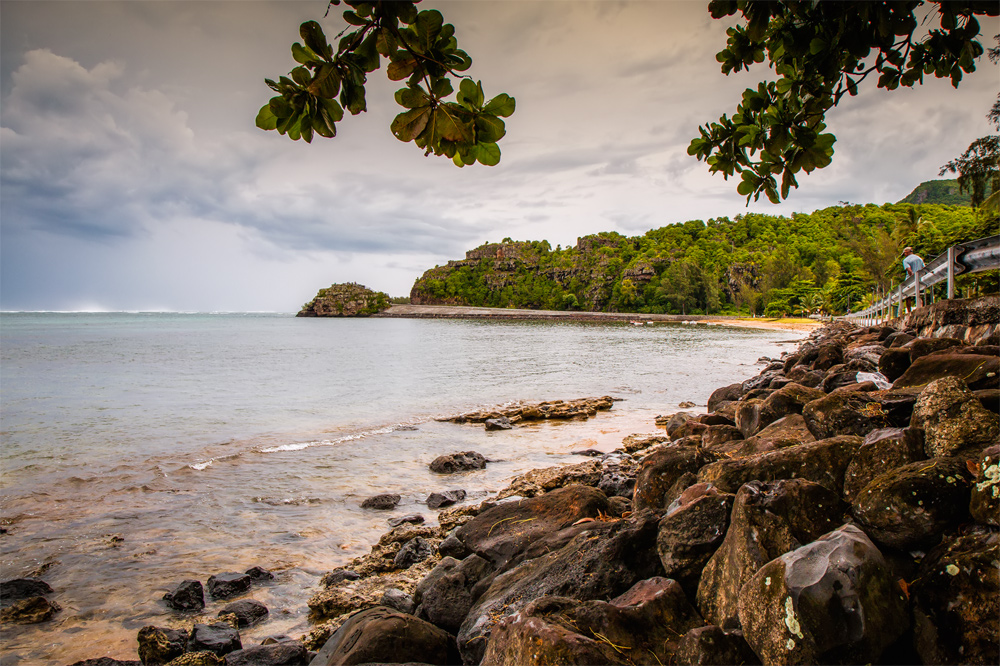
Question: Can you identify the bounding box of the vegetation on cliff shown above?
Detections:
[410,200,996,317]
[298,283,390,317]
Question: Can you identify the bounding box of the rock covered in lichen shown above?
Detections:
[297,282,390,317]
[971,444,1000,525]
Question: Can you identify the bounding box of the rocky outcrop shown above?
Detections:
[903,295,1000,344]
[442,396,615,425]
[297,282,390,317]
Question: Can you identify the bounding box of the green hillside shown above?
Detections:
[410,202,995,317]
[898,179,993,206]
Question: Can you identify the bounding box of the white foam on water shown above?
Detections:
[258,425,401,454]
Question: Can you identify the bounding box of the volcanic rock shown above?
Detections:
[428,451,487,474]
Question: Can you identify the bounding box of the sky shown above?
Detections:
[2,1,997,312]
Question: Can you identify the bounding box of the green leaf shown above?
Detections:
[476,142,501,166]
[431,78,454,98]
[431,106,473,142]
[300,21,331,59]
[255,103,278,130]
[394,86,429,109]
[340,82,367,115]
[475,114,506,143]
[458,78,484,109]
[291,42,317,65]
[391,106,432,142]
[356,32,380,72]
[376,28,397,57]
[414,10,444,51]
[343,10,367,27]
[291,66,311,87]
[308,64,341,98]
[483,93,515,117]
[269,96,293,119]
[387,55,419,81]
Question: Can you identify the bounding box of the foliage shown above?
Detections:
[898,178,993,205]
[939,62,1000,210]
[257,0,514,166]
[689,1,999,203]
[410,202,991,316]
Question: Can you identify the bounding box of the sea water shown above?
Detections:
[0,312,802,664]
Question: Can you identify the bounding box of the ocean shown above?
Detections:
[0,312,803,664]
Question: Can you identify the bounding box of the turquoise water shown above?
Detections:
[0,313,801,664]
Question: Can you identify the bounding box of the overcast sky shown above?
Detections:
[2,1,997,312]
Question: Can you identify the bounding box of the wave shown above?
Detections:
[257,424,408,454]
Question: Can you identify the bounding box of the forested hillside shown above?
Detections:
[898,179,994,206]
[410,202,996,316]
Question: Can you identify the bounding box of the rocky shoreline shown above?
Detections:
[3,297,998,666]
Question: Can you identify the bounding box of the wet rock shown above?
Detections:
[393,537,434,570]
[844,344,885,371]
[597,467,635,498]
[709,383,744,411]
[786,366,824,388]
[878,348,912,382]
[676,625,760,665]
[892,353,999,392]
[137,625,189,665]
[425,490,466,510]
[218,600,268,628]
[436,532,470,560]
[496,459,601,499]
[885,331,915,347]
[457,510,663,664]
[445,397,615,424]
[911,376,1000,458]
[428,451,487,474]
[414,554,493,633]
[632,445,715,511]
[484,417,512,431]
[0,578,53,606]
[842,427,926,502]
[657,483,734,591]
[0,595,61,624]
[243,567,273,582]
[734,398,766,438]
[812,342,844,371]
[975,388,1000,413]
[482,579,703,666]
[803,389,898,440]
[731,414,816,458]
[851,457,973,550]
[222,642,309,666]
[970,444,1000,525]
[702,424,744,450]
[820,370,865,393]
[70,659,143,666]
[571,448,604,456]
[379,588,414,614]
[165,652,223,666]
[455,484,610,568]
[665,412,693,439]
[696,480,847,627]
[319,569,359,588]
[310,606,458,666]
[188,622,242,657]
[697,436,862,494]
[738,524,909,665]
[911,528,1000,665]
[621,433,668,453]
[904,336,965,362]
[207,573,252,600]
[360,493,401,510]
[388,513,425,528]
[164,580,205,612]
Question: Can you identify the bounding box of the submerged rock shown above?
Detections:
[0,595,61,624]
[360,493,401,510]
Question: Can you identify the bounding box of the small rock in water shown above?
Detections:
[678,401,697,408]
[0,596,61,624]
[426,490,467,509]
[1,578,53,605]
[163,579,205,612]
[429,451,487,474]
[188,622,242,656]
[68,659,142,666]
[207,572,252,600]
[137,625,188,664]
[570,448,603,457]
[388,513,425,527]
[394,537,434,569]
[244,566,274,581]
[360,493,401,510]
[484,417,513,431]
[219,599,269,627]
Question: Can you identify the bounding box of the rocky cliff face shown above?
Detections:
[297,283,390,317]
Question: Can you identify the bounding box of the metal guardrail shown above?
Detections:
[842,234,1000,325]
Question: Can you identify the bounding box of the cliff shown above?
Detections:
[297,283,390,317]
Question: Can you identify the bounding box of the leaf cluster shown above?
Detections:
[689,1,998,203]
[256,0,514,165]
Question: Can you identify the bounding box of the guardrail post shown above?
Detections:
[947,246,956,299]
[913,268,922,308]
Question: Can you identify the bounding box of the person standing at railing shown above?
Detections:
[902,247,925,310]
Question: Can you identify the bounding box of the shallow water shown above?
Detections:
[0,313,803,664]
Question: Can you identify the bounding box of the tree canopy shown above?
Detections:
[259,1,998,198]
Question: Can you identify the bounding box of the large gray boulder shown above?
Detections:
[910,376,1000,459]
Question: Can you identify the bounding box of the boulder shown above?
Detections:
[904,336,965,363]
[359,493,401,510]
[436,532,470,560]
[310,606,458,666]
[455,484,611,568]
[457,510,663,664]
[656,483,734,591]
[842,427,926,502]
[379,588,414,614]
[188,623,241,657]
[851,457,973,550]
[702,424,744,451]
[243,567,274,582]
[221,642,309,666]
[709,383,744,412]
[496,459,601,499]
[910,376,1000,459]
[632,445,715,511]
[911,528,1000,665]
[734,398,766,438]
[665,412,693,439]
[597,463,636,498]
[218,600,268,628]
[696,479,847,627]
[0,596,61,624]
[786,366,824,388]
[697,436,862,494]
[164,580,205,612]
[414,554,493,633]
[207,573,252,600]
[878,348,912,382]
[970,444,1000,525]
[484,417,513,431]
[731,414,816,458]
[428,451,487,474]
[621,433,668,453]
[393,537,434,569]
[0,578,53,605]
[802,391,898,440]
[137,626,188,665]
[675,625,759,666]
[69,660,142,666]
[425,490,466,510]
[482,579,702,666]
[812,343,844,371]
[738,524,909,665]
[892,353,999,392]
